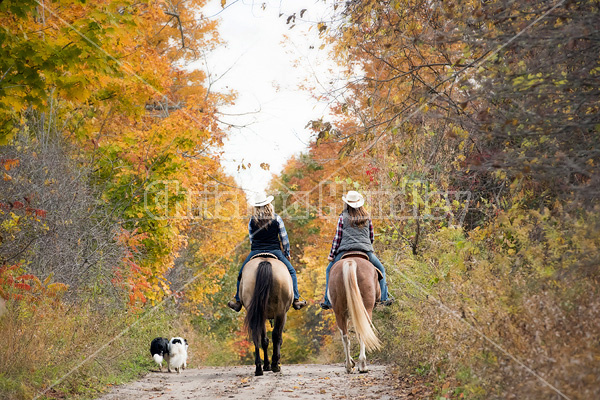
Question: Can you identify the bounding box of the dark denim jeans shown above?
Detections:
[322,251,388,306]
[235,249,300,301]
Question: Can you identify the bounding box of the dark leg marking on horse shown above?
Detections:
[262,328,271,372]
[254,329,264,377]
[254,339,263,376]
[271,315,285,373]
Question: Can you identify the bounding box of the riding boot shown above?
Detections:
[292,299,307,310]
[227,299,242,312]
[376,294,394,307]
[320,301,331,310]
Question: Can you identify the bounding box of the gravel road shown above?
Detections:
[98,363,422,399]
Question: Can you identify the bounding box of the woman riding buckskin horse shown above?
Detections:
[228,193,307,312]
[320,190,393,310]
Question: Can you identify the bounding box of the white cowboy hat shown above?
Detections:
[342,190,365,209]
[251,193,274,207]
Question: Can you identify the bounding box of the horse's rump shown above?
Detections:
[240,257,293,318]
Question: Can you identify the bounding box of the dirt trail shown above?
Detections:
[98,363,423,399]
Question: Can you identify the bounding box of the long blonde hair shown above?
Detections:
[252,203,275,229]
[345,203,369,228]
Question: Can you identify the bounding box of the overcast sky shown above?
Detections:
[191,0,338,197]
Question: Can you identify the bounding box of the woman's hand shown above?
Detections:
[327,256,333,261]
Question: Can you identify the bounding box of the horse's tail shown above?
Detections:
[243,261,272,344]
[342,259,381,352]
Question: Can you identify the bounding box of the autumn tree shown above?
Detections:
[457,0,600,205]
[0,0,245,305]
[273,0,600,397]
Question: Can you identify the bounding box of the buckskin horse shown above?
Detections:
[240,254,293,376]
[328,251,381,373]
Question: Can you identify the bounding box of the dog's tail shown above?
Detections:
[243,261,272,345]
[153,353,163,364]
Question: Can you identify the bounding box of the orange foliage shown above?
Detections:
[0,263,68,306]
[1,0,244,310]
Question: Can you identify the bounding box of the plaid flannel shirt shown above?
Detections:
[248,214,290,257]
[329,214,374,259]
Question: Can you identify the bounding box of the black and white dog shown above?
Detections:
[150,337,170,371]
[182,338,189,369]
[168,337,188,373]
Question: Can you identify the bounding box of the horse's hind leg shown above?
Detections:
[253,332,263,376]
[339,327,355,374]
[271,315,285,373]
[261,326,271,372]
[357,337,368,373]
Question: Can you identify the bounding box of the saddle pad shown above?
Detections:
[250,252,279,260]
[340,252,383,280]
[340,251,369,260]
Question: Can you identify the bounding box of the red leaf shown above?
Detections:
[35,209,47,218]
[14,283,31,291]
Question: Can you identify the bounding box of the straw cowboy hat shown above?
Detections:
[342,190,365,209]
[251,193,274,207]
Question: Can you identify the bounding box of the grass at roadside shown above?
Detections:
[0,298,200,400]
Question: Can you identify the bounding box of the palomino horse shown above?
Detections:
[329,252,381,373]
[240,254,293,376]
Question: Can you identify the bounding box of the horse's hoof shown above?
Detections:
[359,369,369,374]
[263,364,271,371]
[272,364,281,373]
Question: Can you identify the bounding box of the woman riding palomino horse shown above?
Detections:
[228,193,306,312]
[320,190,393,310]
[240,257,293,375]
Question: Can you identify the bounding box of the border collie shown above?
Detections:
[150,337,170,371]
[168,337,188,373]
[182,338,189,369]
